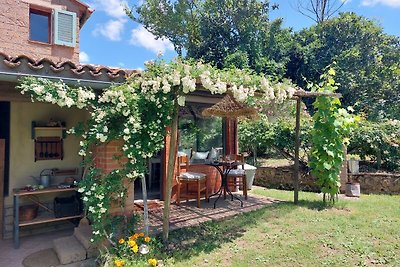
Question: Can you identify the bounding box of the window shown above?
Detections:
[29,8,77,47]
[29,9,51,43]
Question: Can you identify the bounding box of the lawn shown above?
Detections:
[161,188,400,266]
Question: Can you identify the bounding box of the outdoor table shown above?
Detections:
[207,161,244,208]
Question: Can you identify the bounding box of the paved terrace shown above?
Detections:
[137,193,280,234]
[0,192,278,267]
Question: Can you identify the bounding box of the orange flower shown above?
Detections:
[144,236,151,243]
[114,259,125,267]
[118,238,125,244]
[129,233,139,240]
[128,240,137,247]
[131,245,139,253]
[139,232,145,237]
[148,258,157,266]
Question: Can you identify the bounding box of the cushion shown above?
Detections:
[208,147,219,160]
[226,169,245,176]
[178,148,192,158]
[191,151,209,160]
[179,172,206,180]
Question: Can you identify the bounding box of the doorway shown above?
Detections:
[0,101,10,239]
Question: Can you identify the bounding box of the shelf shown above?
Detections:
[14,186,77,196]
[31,121,67,140]
[19,212,83,227]
[33,127,67,130]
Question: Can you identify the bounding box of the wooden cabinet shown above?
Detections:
[31,121,66,161]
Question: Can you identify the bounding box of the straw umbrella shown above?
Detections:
[202,93,258,156]
[202,93,258,118]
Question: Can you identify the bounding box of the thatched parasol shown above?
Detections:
[202,93,258,118]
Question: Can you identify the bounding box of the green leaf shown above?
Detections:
[323,162,332,170]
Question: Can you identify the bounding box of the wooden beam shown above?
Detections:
[0,81,31,102]
[294,98,301,204]
[293,90,341,98]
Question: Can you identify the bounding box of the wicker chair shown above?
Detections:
[225,154,247,200]
[176,155,208,208]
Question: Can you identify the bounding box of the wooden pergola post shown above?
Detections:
[294,97,301,204]
[292,91,342,204]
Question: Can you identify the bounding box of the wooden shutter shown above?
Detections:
[54,10,77,47]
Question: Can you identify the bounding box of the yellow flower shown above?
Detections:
[144,236,151,243]
[148,258,157,266]
[114,259,125,267]
[139,232,145,237]
[118,238,125,244]
[131,245,139,253]
[128,240,137,247]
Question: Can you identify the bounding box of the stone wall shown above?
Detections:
[349,173,400,194]
[254,165,319,192]
[254,165,400,195]
[0,0,84,62]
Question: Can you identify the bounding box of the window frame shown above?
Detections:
[29,8,52,44]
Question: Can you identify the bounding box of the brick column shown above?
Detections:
[92,140,134,215]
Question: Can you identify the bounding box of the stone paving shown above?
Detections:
[139,192,280,234]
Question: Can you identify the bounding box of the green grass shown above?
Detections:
[161,188,400,267]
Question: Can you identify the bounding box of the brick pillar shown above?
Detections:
[92,140,134,215]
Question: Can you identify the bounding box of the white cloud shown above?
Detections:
[79,51,90,63]
[93,19,127,41]
[361,0,400,7]
[88,0,128,19]
[130,26,174,54]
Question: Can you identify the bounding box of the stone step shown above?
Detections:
[74,225,98,258]
[53,236,87,265]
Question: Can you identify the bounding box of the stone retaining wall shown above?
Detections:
[254,166,400,195]
[349,173,400,194]
[254,166,319,192]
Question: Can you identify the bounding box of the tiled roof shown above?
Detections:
[0,52,138,86]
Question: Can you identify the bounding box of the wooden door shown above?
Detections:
[0,139,5,238]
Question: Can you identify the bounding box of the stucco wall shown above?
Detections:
[5,101,88,205]
[0,0,83,62]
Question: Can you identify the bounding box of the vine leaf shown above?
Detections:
[323,162,332,170]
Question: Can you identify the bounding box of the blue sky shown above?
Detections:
[79,0,400,70]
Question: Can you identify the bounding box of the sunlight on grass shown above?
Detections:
[162,189,400,267]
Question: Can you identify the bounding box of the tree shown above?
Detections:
[295,0,347,23]
[287,12,400,120]
[129,0,294,77]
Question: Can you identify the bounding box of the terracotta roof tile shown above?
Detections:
[0,52,138,84]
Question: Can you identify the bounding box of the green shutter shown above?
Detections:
[54,10,76,47]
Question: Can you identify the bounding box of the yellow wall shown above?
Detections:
[5,102,89,205]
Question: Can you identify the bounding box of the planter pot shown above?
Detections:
[348,159,359,174]
[345,182,360,197]
[238,164,257,190]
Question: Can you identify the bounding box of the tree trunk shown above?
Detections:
[162,101,179,243]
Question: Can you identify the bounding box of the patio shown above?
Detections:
[0,191,278,267]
